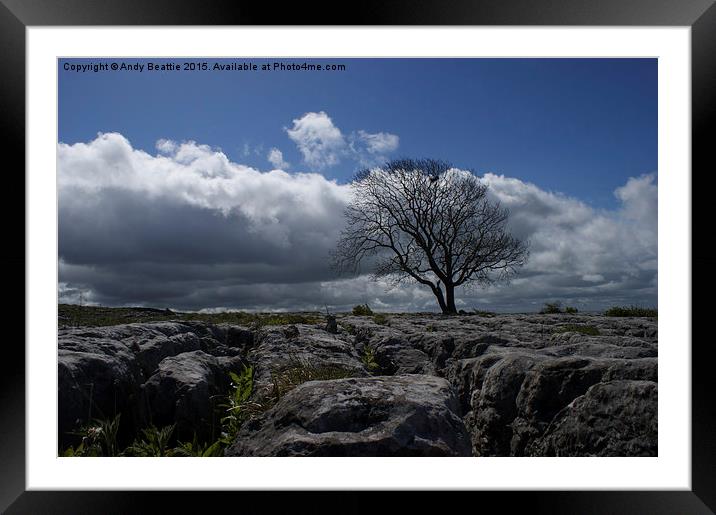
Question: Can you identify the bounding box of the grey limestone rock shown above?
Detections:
[226,374,472,457]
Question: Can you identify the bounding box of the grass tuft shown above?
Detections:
[553,324,600,336]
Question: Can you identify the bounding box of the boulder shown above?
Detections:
[529,380,658,456]
[226,375,472,457]
[141,350,246,441]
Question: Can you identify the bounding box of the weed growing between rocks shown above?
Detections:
[123,424,176,457]
[61,417,182,457]
[267,360,355,403]
[217,365,255,446]
[62,414,122,457]
[362,346,380,374]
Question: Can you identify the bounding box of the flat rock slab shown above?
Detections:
[226,374,472,457]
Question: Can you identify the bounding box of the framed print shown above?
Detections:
[2,0,714,513]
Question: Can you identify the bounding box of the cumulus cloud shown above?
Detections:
[286,111,400,169]
[349,130,400,166]
[155,138,177,154]
[267,147,290,169]
[58,133,656,312]
[286,111,346,169]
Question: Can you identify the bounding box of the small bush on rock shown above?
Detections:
[352,304,374,316]
[372,313,389,325]
[540,301,563,314]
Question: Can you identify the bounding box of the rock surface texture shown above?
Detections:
[58,313,657,456]
[226,375,471,456]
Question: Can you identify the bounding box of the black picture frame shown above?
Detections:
[1,1,712,513]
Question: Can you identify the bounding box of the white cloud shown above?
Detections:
[267,147,290,170]
[286,111,400,169]
[58,133,656,312]
[356,130,399,155]
[286,111,346,169]
[155,138,177,154]
[348,130,400,166]
[59,133,350,250]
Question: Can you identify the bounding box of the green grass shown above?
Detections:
[267,360,355,404]
[352,304,374,316]
[58,304,320,328]
[604,305,657,317]
[553,324,601,336]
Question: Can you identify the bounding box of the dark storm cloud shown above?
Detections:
[58,133,657,312]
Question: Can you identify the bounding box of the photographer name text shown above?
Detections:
[62,61,347,74]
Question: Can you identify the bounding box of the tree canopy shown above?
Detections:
[331,159,529,314]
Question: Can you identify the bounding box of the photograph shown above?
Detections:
[56,57,659,458]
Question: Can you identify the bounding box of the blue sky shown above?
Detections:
[59,58,656,209]
[58,58,658,311]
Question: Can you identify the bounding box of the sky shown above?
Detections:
[57,58,658,312]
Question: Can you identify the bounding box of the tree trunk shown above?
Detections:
[445,283,457,314]
[432,285,449,314]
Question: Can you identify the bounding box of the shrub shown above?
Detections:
[604,305,657,317]
[372,313,389,325]
[352,304,374,316]
[540,301,563,314]
[553,324,600,336]
[564,306,578,314]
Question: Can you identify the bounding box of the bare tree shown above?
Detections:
[331,159,529,314]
